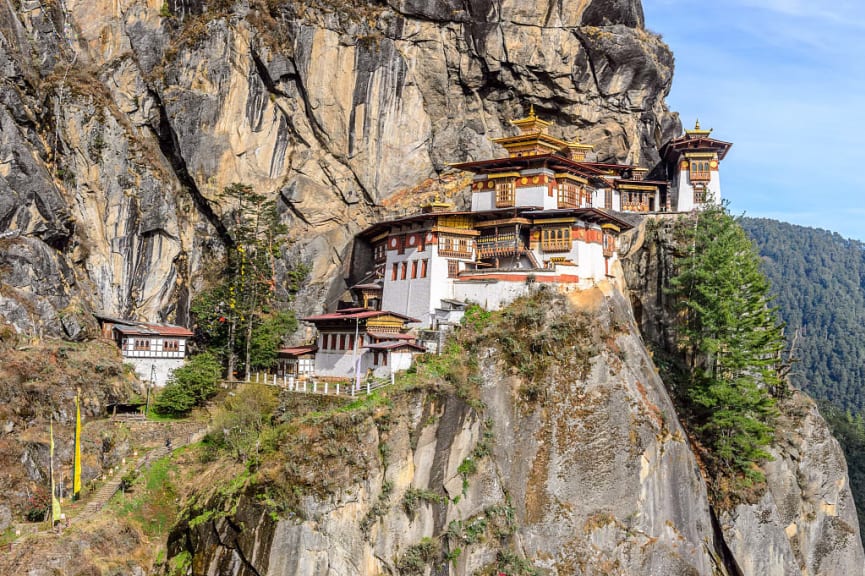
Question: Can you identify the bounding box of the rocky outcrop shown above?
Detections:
[720,392,865,575]
[621,215,865,575]
[170,287,727,575]
[0,0,678,331]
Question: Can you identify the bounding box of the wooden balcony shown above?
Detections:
[541,241,572,253]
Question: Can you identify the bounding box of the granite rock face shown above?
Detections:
[172,286,725,575]
[0,0,677,330]
[621,215,865,576]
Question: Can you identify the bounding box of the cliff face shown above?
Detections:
[164,221,865,576]
[0,0,677,334]
[172,286,725,575]
[621,216,865,576]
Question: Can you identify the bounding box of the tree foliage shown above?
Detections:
[190,183,305,379]
[154,352,222,416]
[740,217,865,412]
[741,217,865,546]
[669,204,786,483]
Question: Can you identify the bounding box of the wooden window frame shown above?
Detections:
[557,180,579,209]
[391,263,398,281]
[447,260,459,278]
[541,227,572,253]
[411,260,418,279]
[134,339,150,351]
[163,339,179,352]
[401,262,408,280]
[495,178,515,208]
[421,259,428,278]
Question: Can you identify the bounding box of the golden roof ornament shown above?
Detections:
[510,104,552,134]
[685,118,712,137]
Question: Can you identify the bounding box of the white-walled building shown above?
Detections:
[301,111,732,379]
[301,309,424,381]
[659,120,732,211]
[96,315,193,387]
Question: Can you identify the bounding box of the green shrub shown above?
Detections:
[153,352,222,416]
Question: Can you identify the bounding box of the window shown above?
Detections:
[401,262,408,280]
[421,259,428,278]
[690,160,710,182]
[694,185,707,204]
[392,263,398,281]
[557,180,579,208]
[339,334,346,350]
[411,260,418,279]
[348,334,355,350]
[397,235,406,254]
[374,243,386,262]
[321,334,329,350]
[541,227,572,252]
[603,230,616,257]
[448,260,459,278]
[134,339,150,351]
[495,178,515,207]
[604,189,612,210]
[164,339,179,352]
[438,235,473,258]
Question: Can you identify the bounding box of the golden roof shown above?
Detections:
[685,118,712,137]
[509,105,553,134]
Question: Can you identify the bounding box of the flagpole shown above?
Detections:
[73,391,82,501]
[49,415,61,526]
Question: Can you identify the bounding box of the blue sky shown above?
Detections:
[642,0,865,241]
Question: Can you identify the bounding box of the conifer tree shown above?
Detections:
[191,183,297,380]
[669,203,786,482]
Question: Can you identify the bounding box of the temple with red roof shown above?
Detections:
[297,112,731,379]
[95,314,194,387]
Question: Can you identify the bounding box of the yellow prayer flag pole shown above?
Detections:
[49,416,61,525]
[73,392,82,501]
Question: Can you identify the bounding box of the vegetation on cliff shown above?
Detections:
[740,216,865,543]
[189,183,306,381]
[666,205,787,490]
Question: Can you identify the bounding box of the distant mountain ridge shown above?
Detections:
[740,217,865,412]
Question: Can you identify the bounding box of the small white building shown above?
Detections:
[301,308,423,381]
[659,120,732,211]
[96,315,193,387]
[276,345,317,379]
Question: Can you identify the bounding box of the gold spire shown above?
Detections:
[685,118,712,137]
[510,104,552,134]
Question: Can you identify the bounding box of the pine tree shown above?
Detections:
[669,203,786,482]
[191,183,300,379]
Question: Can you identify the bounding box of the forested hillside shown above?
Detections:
[740,218,865,411]
[742,217,865,538]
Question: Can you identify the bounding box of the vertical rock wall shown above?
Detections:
[0,0,678,333]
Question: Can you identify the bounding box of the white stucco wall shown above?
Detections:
[121,336,187,358]
[127,357,186,388]
[453,280,533,311]
[672,169,722,212]
[515,185,548,208]
[471,189,495,211]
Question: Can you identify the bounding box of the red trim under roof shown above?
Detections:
[278,345,318,357]
[143,323,194,337]
[302,309,420,323]
[114,323,193,337]
[364,342,426,352]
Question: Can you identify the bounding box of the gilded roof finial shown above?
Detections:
[695,118,701,130]
[529,104,536,119]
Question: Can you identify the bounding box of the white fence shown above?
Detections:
[240,371,394,397]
